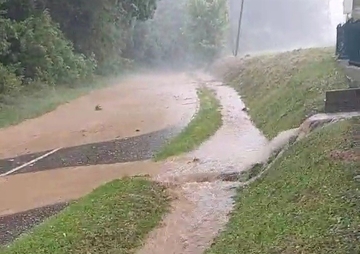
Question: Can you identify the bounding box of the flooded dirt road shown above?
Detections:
[0,161,163,217]
[0,73,197,159]
[2,70,357,250]
[0,71,300,249]
[0,72,199,244]
[0,72,199,214]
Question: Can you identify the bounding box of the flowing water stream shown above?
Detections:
[137,73,360,254]
[138,76,274,254]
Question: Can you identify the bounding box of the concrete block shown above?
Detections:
[325,88,360,113]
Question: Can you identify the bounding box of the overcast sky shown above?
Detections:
[228,0,345,54]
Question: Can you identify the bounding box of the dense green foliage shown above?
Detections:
[0,0,228,100]
[0,11,95,95]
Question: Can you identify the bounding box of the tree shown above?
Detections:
[0,0,158,73]
[186,0,229,63]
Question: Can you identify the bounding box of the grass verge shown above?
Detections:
[0,76,113,128]
[217,47,348,139]
[154,87,222,160]
[208,119,360,254]
[1,178,169,254]
[207,48,360,253]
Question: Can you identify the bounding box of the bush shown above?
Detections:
[11,11,96,85]
[0,63,21,95]
[186,0,228,63]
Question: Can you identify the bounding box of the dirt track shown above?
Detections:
[0,72,198,245]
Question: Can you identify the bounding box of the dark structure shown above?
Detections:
[327,20,360,113]
[336,19,360,65]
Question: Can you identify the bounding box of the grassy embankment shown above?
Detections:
[1,178,169,254]
[154,86,222,160]
[208,48,360,253]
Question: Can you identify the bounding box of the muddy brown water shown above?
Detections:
[0,72,271,250]
[137,76,270,254]
[0,72,198,212]
[0,161,164,217]
[0,73,197,159]
[0,72,199,244]
[2,71,360,252]
[137,74,360,254]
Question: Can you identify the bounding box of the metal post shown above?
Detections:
[233,0,245,56]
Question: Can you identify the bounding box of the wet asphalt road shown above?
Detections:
[0,127,179,245]
[0,202,70,246]
[0,127,177,175]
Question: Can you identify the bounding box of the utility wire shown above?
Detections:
[233,0,245,56]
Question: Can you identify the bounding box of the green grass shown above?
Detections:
[1,178,169,254]
[0,77,112,128]
[207,48,360,253]
[222,48,348,139]
[154,87,222,160]
[208,119,360,254]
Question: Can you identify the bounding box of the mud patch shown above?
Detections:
[0,202,69,246]
[329,150,359,162]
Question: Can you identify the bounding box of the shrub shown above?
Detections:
[12,11,96,85]
[0,62,21,95]
[186,0,228,63]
